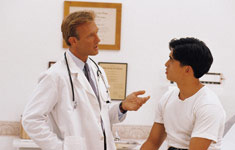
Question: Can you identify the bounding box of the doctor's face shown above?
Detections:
[165,50,186,82]
[73,21,100,60]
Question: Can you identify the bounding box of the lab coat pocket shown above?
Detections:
[64,136,87,150]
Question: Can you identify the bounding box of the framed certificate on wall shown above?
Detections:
[63,1,122,50]
[98,62,127,100]
[48,61,56,68]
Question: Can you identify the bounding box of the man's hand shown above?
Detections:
[122,90,150,111]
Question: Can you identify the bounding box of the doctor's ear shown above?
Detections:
[68,37,78,46]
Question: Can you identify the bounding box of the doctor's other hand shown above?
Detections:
[122,90,150,111]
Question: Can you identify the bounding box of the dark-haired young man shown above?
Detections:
[141,38,226,150]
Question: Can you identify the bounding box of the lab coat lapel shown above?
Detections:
[89,61,99,91]
[89,60,103,101]
[89,62,108,103]
[65,51,97,99]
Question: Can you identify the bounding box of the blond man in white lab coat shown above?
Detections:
[22,11,150,150]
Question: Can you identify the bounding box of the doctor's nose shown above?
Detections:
[95,34,100,43]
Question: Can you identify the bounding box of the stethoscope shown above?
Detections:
[64,52,111,109]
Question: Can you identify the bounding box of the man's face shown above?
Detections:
[73,21,100,59]
[165,50,186,82]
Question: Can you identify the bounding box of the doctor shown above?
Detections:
[22,11,150,150]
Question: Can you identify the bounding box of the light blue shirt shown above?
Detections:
[67,50,125,119]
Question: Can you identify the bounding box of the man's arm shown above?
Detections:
[22,73,63,150]
[141,122,166,150]
[190,104,225,150]
[189,137,212,150]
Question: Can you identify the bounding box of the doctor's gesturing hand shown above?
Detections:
[121,90,150,111]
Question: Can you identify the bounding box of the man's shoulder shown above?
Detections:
[38,60,66,81]
[196,86,221,104]
[193,86,225,115]
[159,86,178,104]
[164,86,178,98]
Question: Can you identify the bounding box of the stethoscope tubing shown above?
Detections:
[64,52,108,149]
[64,52,75,102]
[64,52,110,105]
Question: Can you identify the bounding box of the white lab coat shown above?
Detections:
[22,51,126,150]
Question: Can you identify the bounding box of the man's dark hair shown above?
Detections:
[169,37,213,78]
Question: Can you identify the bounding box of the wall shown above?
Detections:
[1,0,235,149]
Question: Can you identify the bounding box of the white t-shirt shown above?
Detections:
[155,86,226,150]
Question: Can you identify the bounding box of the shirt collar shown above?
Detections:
[67,50,92,70]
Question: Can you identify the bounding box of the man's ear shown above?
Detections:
[186,66,190,73]
[185,66,192,73]
[185,66,194,77]
[68,37,77,46]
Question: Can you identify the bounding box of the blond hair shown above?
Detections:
[61,11,95,46]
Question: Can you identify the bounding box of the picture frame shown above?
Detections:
[63,1,122,50]
[170,72,224,85]
[48,61,56,68]
[98,62,127,100]
[200,72,223,84]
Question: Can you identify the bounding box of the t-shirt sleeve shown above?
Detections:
[154,89,175,124]
[191,104,226,142]
[154,98,164,123]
